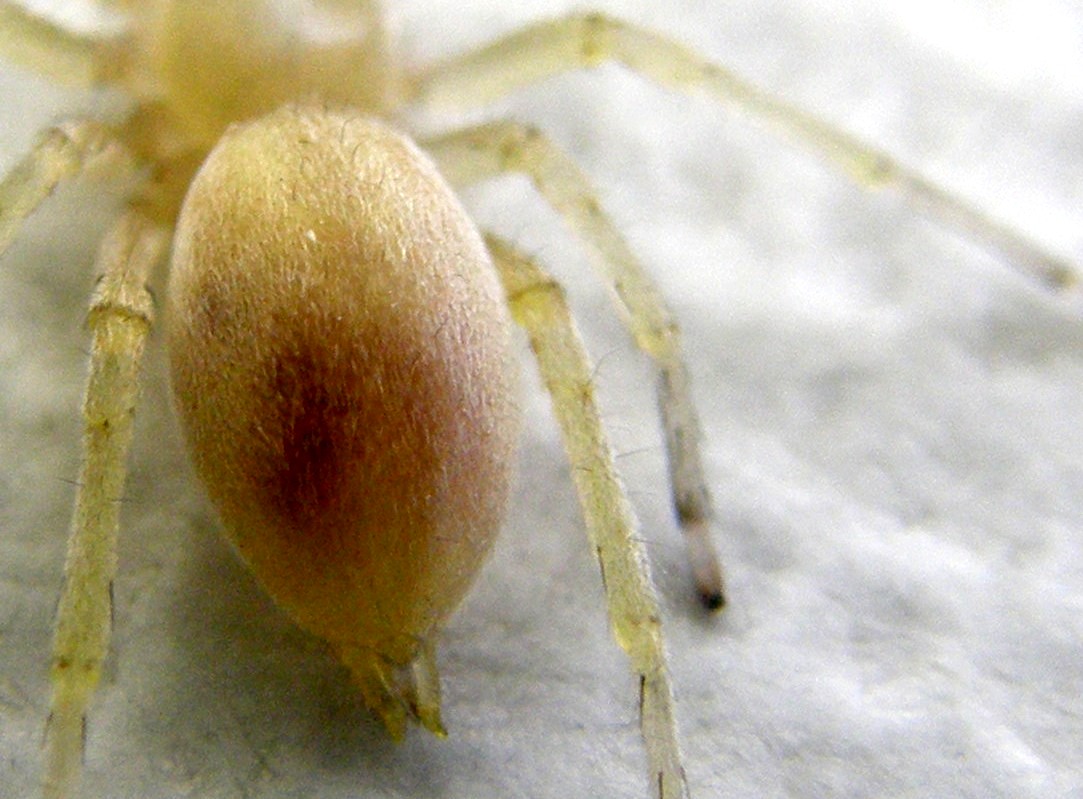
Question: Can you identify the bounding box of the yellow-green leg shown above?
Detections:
[411,11,1076,289]
[424,120,724,609]
[0,0,121,86]
[0,119,132,257]
[44,210,166,799]
[489,233,688,799]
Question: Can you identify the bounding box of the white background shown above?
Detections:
[1,1,1081,797]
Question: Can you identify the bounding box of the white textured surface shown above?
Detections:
[2,2,1082,798]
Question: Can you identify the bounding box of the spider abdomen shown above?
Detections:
[166,106,520,672]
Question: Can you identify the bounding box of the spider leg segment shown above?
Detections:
[424,121,724,609]
[411,12,1078,289]
[43,209,166,799]
[0,0,121,86]
[0,119,133,258]
[487,233,689,799]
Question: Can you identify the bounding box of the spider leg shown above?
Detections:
[0,1,124,86]
[44,209,166,799]
[487,233,689,799]
[423,121,724,610]
[0,119,133,258]
[410,12,1077,290]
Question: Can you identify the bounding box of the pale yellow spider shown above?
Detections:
[1,2,1079,799]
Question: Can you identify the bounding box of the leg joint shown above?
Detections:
[485,120,544,172]
[573,12,619,66]
[86,276,154,329]
[505,274,566,313]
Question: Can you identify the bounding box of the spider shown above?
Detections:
[0,2,1077,799]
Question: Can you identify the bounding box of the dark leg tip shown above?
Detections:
[699,589,725,612]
